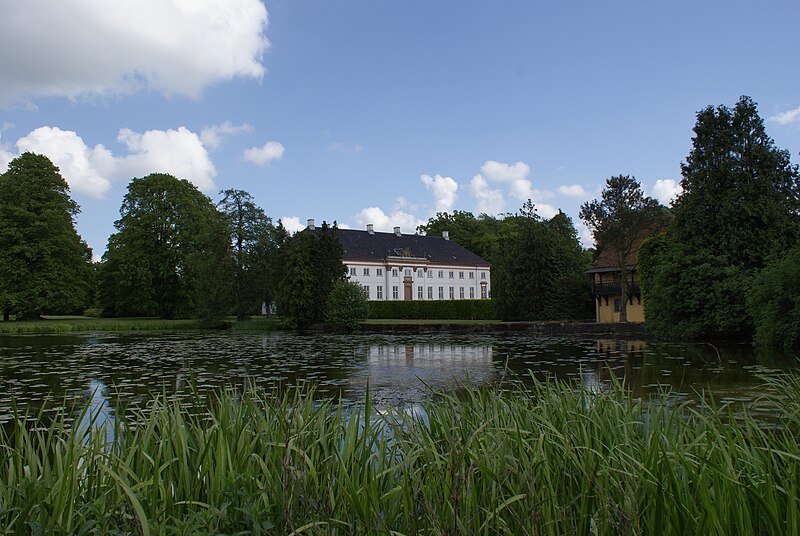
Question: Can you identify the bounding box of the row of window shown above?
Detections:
[361,285,488,300]
[348,266,488,280]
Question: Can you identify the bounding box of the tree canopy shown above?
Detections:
[98,173,227,319]
[0,153,91,320]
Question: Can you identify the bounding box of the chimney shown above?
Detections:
[307,218,315,231]
[394,226,401,237]
[367,224,374,234]
[442,231,449,240]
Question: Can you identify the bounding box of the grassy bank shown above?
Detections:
[0,316,282,334]
[1,376,799,534]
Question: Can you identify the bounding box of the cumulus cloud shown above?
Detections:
[0,0,269,105]
[354,207,425,234]
[200,121,253,150]
[0,125,218,196]
[244,141,285,166]
[280,216,306,234]
[420,174,458,213]
[469,175,504,215]
[651,179,683,205]
[768,106,800,125]
[557,184,589,197]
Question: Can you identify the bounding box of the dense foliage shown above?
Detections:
[3,375,800,534]
[98,173,229,319]
[276,222,346,328]
[324,280,369,331]
[640,96,800,341]
[747,246,800,353]
[0,153,91,320]
[420,203,592,321]
[367,299,497,320]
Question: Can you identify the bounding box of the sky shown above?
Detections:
[1,0,799,259]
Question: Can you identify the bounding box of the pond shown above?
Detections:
[0,330,794,425]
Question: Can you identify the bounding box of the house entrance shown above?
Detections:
[403,277,413,300]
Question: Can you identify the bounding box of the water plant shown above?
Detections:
[1,374,798,534]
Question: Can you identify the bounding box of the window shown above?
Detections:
[392,286,399,300]
[469,272,474,279]
[363,286,370,298]
[438,286,444,299]
[417,286,423,300]
[404,268,411,277]
[377,268,383,276]
[350,267,356,276]
[427,270,433,278]
[377,286,383,299]
[481,272,486,280]
[459,287,465,299]
[392,268,398,277]
[459,271,464,279]
[438,270,444,278]
[449,287,454,299]
[481,287,487,299]
[449,271,454,279]
[469,287,475,299]
[363,268,370,276]
[428,287,433,300]
[613,298,622,313]
[418,269,424,277]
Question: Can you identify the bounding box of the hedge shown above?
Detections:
[367,299,497,320]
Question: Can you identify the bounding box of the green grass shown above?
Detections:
[1,375,799,534]
[0,316,282,334]
[363,318,502,325]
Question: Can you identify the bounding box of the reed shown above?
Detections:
[1,374,799,534]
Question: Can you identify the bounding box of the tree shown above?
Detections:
[747,246,800,353]
[325,280,369,331]
[494,202,590,321]
[98,173,226,319]
[218,189,274,320]
[276,221,346,328]
[417,210,504,264]
[642,96,800,340]
[0,153,91,320]
[580,175,667,322]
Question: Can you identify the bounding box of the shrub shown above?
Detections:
[367,299,497,320]
[325,280,369,331]
[748,247,800,353]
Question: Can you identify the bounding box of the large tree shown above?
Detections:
[217,189,274,320]
[276,221,346,328]
[580,175,667,322]
[494,202,590,321]
[98,173,227,319]
[0,153,91,320]
[417,210,503,264]
[640,96,800,340]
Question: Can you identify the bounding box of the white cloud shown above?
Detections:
[14,126,114,197]
[651,179,683,206]
[536,203,559,219]
[327,141,364,154]
[420,174,458,213]
[557,184,589,198]
[1,125,218,196]
[280,216,306,234]
[244,141,285,166]
[469,175,504,215]
[200,121,253,150]
[768,106,800,125]
[0,0,269,106]
[116,127,217,191]
[578,221,594,248]
[354,207,425,234]
[479,159,554,203]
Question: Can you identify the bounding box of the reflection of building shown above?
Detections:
[366,343,493,366]
[587,238,648,323]
[307,219,491,301]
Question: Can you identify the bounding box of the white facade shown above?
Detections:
[345,257,491,302]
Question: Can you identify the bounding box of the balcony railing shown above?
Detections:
[591,281,640,296]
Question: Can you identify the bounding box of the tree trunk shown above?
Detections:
[619,269,628,323]
[3,308,9,322]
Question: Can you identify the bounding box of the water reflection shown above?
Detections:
[77,379,115,445]
[0,332,794,424]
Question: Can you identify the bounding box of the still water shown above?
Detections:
[0,330,794,424]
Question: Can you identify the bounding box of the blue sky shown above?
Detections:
[1,0,798,257]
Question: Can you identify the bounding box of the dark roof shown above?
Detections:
[586,229,657,273]
[335,229,490,267]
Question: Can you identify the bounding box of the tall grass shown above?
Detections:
[0,316,282,334]
[1,375,799,534]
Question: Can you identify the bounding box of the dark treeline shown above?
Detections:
[1,95,797,348]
